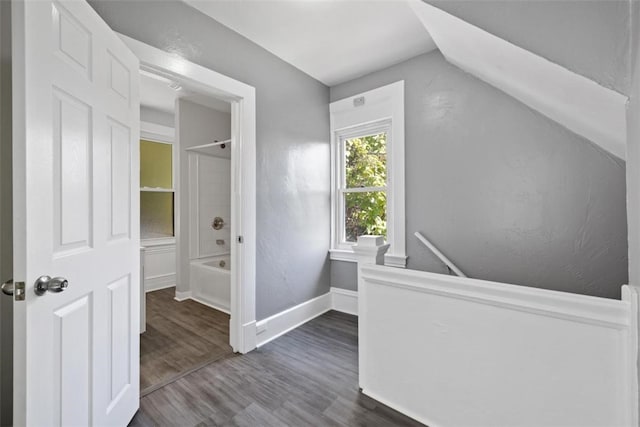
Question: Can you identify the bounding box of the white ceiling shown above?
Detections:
[139,70,231,114]
[184,0,438,86]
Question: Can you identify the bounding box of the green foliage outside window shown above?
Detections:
[344,133,387,242]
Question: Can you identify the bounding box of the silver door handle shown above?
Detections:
[1,279,13,296]
[34,276,68,296]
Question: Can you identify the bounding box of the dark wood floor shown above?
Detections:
[131,310,423,426]
[141,287,233,394]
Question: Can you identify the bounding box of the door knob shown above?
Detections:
[1,279,13,296]
[34,276,68,296]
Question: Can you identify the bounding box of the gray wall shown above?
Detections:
[427,0,634,95]
[626,4,640,391]
[626,9,640,287]
[0,1,12,425]
[331,260,357,292]
[331,51,628,299]
[90,0,331,320]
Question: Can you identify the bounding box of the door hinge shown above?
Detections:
[15,282,25,301]
[237,235,243,244]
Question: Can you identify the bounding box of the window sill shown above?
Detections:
[329,249,408,268]
[329,248,357,263]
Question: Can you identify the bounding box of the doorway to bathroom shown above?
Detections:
[137,61,242,394]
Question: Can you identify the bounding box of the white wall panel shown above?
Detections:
[359,264,635,427]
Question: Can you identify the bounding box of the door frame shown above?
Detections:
[120,34,257,354]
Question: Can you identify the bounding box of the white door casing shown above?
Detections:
[12,0,140,425]
[120,34,258,354]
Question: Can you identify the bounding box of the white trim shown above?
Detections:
[140,123,177,248]
[140,120,174,143]
[329,81,406,265]
[361,389,433,427]
[251,289,359,347]
[121,34,257,354]
[142,237,176,247]
[330,287,358,316]
[178,295,231,315]
[329,248,357,263]
[255,293,333,347]
[383,254,408,268]
[140,187,174,193]
[174,290,192,302]
[330,248,408,269]
[622,285,640,426]
[241,321,257,352]
[142,240,176,251]
[144,275,175,293]
[360,264,630,328]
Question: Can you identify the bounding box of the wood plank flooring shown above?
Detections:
[131,311,423,426]
[141,287,233,394]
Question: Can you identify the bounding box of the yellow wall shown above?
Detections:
[140,140,174,238]
[140,140,172,189]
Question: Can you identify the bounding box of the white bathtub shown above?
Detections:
[189,255,230,314]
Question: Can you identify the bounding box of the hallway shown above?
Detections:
[131,311,421,426]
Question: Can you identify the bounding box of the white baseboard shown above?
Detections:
[144,274,176,293]
[362,389,433,427]
[189,295,230,315]
[256,292,333,347]
[240,321,257,354]
[331,287,358,316]
[174,290,192,302]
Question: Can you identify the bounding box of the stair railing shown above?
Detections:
[414,231,467,278]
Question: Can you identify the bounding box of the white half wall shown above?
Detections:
[142,242,176,292]
[409,0,628,160]
[358,264,637,427]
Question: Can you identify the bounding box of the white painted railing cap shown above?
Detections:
[355,235,385,247]
[353,236,390,265]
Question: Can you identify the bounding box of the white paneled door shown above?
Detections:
[12,0,140,425]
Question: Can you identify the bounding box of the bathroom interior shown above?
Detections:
[139,69,235,394]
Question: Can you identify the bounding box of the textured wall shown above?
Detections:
[331,51,628,299]
[626,11,640,286]
[427,0,634,95]
[90,0,331,319]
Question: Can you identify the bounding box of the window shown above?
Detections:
[329,81,406,267]
[140,139,175,240]
[338,125,389,243]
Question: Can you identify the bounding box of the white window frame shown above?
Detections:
[140,120,177,246]
[329,81,406,267]
[335,121,390,249]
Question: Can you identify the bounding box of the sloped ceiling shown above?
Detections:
[410,0,629,160]
[427,0,634,96]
